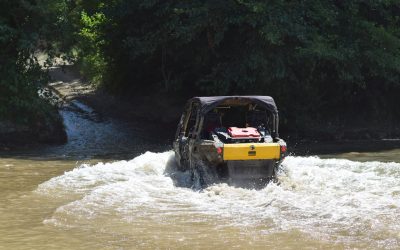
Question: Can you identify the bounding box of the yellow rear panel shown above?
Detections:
[223,143,280,161]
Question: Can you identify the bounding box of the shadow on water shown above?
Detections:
[0,100,171,161]
[288,139,400,156]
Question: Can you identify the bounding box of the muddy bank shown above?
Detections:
[49,65,181,141]
[0,114,66,148]
[0,121,67,149]
[46,64,400,155]
[82,91,400,146]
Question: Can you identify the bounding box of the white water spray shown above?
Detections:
[37,151,400,248]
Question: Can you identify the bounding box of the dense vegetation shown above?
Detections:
[0,1,67,143]
[72,0,400,137]
[1,0,400,140]
[0,1,62,122]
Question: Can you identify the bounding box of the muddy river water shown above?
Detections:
[1,102,400,249]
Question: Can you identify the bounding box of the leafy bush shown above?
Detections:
[0,0,66,125]
[76,11,107,84]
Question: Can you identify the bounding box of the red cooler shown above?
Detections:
[228,127,260,138]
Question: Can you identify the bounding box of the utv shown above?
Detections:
[173,96,287,188]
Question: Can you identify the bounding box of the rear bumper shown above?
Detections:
[222,143,281,161]
[227,160,276,177]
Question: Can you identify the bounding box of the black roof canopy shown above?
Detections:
[190,96,278,114]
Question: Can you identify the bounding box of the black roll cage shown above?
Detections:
[176,98,280,140]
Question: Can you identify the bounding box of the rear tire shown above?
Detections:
[190,160,219,189]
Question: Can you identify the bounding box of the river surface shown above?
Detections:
[1,101,400,249]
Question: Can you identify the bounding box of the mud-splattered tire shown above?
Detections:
[190,160,219,189]
[190,163,205,189]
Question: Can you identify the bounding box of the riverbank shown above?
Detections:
[5,62,399,155]
[49,65,180,141]
[45,64,400,156]
[0,103,66,149]
[0,116,66,149]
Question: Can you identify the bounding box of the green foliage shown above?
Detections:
[74,0,399,130]
[76,11,107,84]
[5,0,399,133]
[0,0,66,125]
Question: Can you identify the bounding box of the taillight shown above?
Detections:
[216,147,223,155]
[281,145,287,153]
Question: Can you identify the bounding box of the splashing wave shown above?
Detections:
[37,151,400,247]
